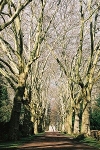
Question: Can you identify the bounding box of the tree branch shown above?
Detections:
[0,0,32,31]
[0,58,18,76]
[0,68,17,90]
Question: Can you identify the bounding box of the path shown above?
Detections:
[18,132,98,150]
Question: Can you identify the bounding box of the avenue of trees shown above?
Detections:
[0,0,100,141]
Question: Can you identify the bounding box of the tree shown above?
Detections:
[0,0,46,140]
[47,0,100,136]
[67,0,100,135]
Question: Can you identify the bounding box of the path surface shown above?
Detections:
[18,132,98,150]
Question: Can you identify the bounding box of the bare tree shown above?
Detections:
[47,0,100,136]
[0,0,46,140]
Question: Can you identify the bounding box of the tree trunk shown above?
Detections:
[67,109,72,134]
[73,104,80,134]
[22,107,33,137]
[73,111,80,134]
[42,119,46,132]
[64,117,67,133]
[81,101,90,136]
[9,86,25,141]
[9,71,28,141]
[81,87,91,136]
[61,116,65,132]
[34,119,38,134]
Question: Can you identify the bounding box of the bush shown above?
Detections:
[90,96,100,130]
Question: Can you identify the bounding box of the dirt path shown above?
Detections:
[18,132,98,150]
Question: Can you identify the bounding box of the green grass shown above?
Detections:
[64,133,100,149]
[0,141,21,149]
[80,137,100,149]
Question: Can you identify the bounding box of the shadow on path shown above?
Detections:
[17,132,98,150]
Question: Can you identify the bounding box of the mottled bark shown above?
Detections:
[74,111,80,134]
[9,85,25,141]
[81,87,91,136]
[9,69,29,140]
[34,119,38,134]
[22,107,33,137]
[67,109,72,134]
[81,101,91,135]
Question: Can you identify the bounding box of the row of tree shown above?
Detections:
[0,0,100,141]
[51,0,100,135]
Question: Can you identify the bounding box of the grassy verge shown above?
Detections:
[0,133,44,149]
[73,134,100,149]
[80,137,100,149]
[0,136,34,149]
[64,133,100,149]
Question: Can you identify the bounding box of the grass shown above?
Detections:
[0,141,22,149]
[80,136,100,149]
[0,133,44,149]
[64,133,100,149]
[73,134,100,149]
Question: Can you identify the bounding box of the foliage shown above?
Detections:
[90,96,100,130]
[0,86,8,102]
[0,85,12,122]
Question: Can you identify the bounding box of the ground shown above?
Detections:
[17,132,99,150]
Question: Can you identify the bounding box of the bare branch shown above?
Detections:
[0,0,32,31]
[0,0,7,13]
[85,4,100,23]
[0,68,17,90]
[0,58,18,76]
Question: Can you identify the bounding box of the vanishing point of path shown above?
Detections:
[17,132,99,150]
